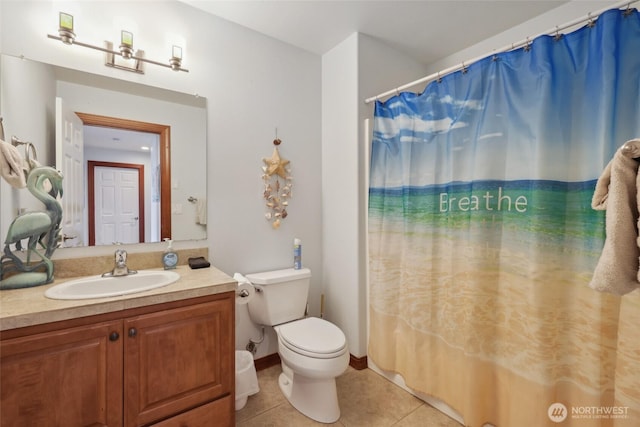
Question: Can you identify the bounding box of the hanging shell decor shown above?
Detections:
[262,136,292,229]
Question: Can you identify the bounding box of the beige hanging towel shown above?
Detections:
[590,138,640,295]
[0,138,26,188]
[195,198,207,225]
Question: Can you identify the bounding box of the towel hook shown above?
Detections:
[10,135,27,148]
[25,143,38,167]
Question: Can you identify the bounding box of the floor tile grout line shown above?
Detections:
[389,402,427,426]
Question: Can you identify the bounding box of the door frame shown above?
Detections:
[76,112,172,242]
[88,161,146,246]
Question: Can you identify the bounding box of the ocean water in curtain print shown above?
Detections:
[368,9,640,427]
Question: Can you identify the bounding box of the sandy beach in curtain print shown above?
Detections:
[368,179,640,426]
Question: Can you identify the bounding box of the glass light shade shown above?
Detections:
[172,45,182,60]
[119,30,134,59]
[121,31,133,48]
[59,12,74,31]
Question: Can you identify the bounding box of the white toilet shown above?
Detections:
[244,268,349,423]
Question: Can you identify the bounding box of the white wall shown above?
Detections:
[321,34,359,354]
[322,33,429,357]
[0,0,321,359]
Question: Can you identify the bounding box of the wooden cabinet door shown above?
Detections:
[124,297,233,426]
[0,320,123,427]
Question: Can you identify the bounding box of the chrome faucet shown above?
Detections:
[102,247,137,277]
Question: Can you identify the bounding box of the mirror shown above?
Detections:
[0,54,207,247]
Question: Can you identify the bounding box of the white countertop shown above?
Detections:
[0,265,236,331]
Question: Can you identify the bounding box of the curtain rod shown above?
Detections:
[364,0,638,104]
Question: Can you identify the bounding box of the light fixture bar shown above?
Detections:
[103,40,144,73]
[47,13,189,74]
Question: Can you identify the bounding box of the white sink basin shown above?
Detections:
[45,270,180,300]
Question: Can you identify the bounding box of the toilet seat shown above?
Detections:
[276,317,347,359]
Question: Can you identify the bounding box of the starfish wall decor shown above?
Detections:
[262,138,292,229]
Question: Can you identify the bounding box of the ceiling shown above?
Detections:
[182,0,569,65]
[84,125,158,153]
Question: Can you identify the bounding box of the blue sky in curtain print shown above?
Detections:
[371,8,640,189]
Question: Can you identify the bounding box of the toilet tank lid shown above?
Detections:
[245,267,311,285]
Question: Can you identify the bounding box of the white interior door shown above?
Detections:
[55,97,85,247]
[95,166,140,245]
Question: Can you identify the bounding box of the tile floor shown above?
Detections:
[235,365,464,427]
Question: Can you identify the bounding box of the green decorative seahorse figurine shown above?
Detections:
[0,166,64,289]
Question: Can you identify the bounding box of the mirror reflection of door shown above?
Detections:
[76,113,172,245]
[88,162,145,246]
[55,97,85,247]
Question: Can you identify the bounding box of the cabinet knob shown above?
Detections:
[109,331,120,341]
[128,327,137,338]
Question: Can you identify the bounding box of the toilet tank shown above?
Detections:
[245,268,311,326]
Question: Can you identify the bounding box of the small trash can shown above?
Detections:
[235,350,259,410]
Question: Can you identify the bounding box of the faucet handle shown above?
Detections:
[115,248,127,267]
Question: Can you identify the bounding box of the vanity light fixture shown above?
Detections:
[47,12,189,74]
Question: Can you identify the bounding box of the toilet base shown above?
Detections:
[278,368,340,423]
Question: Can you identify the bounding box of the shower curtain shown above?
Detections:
[368,9,640,427]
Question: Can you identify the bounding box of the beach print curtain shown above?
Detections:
[369,9,640,427]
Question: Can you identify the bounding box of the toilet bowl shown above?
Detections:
[242,268,349,423]
[274,317,349,423]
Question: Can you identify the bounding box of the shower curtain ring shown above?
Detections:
[554,26,563,41]
[437,71,442,83]
[624,3,633,16]
[587,12,596,28]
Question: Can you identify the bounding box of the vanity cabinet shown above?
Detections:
[0,292,234,427]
